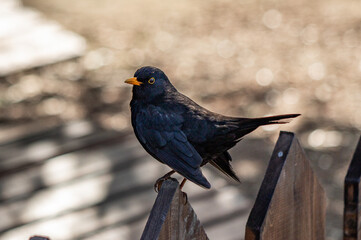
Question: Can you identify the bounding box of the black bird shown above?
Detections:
[125,66,299,190]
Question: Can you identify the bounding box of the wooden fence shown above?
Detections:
[27,132,361,240]
[140,132,361,240]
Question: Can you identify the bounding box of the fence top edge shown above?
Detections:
[345,135,361,182]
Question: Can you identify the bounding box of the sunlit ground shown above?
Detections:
[1,0,360,239]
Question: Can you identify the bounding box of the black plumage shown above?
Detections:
[125,66,300,189]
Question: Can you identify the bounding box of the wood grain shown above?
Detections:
[344,136,361,240]
[245,131,326,240]
[141,178,208,240]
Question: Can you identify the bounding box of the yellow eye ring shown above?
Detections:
[148,77,155,84]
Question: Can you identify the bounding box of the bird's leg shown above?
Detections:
[180,178,188,205]
[154,170,176,192]
[180,178,187,190]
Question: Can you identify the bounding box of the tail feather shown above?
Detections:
[237,114,300,134]
[211,114,300,182]
[251,114,301,124]
[210,151,240,182]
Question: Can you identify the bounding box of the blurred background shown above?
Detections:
[0,0,360,239]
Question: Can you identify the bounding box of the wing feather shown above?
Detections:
[135,105,210,188]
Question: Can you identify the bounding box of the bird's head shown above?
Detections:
[125,66,174,101]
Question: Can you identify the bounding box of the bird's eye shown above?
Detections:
[148,77,155,84]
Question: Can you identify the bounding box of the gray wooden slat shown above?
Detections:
[0,119,61,146]
[1,189,156,240]
[0,124,129,178]
[0,136,144,202]
[0,159,166,232]
[0,120,95,161]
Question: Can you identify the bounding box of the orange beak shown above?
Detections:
[124,77,143,86]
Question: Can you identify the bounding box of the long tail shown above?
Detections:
[246,113,301,126]
[233,113,300,139]
[211,113,300,183]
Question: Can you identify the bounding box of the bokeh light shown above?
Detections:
[308,62,325,80]
[262,9,283,29]
[256,68,274,86]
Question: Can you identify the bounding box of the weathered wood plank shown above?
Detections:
[141,178,208,240]
[0,159,164,233]
[0,135,143,203]
[344,136,361,240]
[245,131,326,240]
[0,122,129,178]
[1,189,155,240]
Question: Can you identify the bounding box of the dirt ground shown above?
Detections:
[1,0,361,239]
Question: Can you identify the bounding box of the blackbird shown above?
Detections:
[125,66,299,190]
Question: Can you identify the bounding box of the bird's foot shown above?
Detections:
[179,178,188,205]
[153,170,176,192]
[181,191,188,205]
[153,178,165,193]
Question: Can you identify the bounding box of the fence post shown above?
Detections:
[344,135,361,240]
[141,178,208,240]
[245,131,326,240]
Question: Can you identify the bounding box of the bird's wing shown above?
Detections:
[135,105,211,188]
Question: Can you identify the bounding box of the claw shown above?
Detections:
[153,178,165,192]
[153,170,175,193]
[181,191,188,205]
